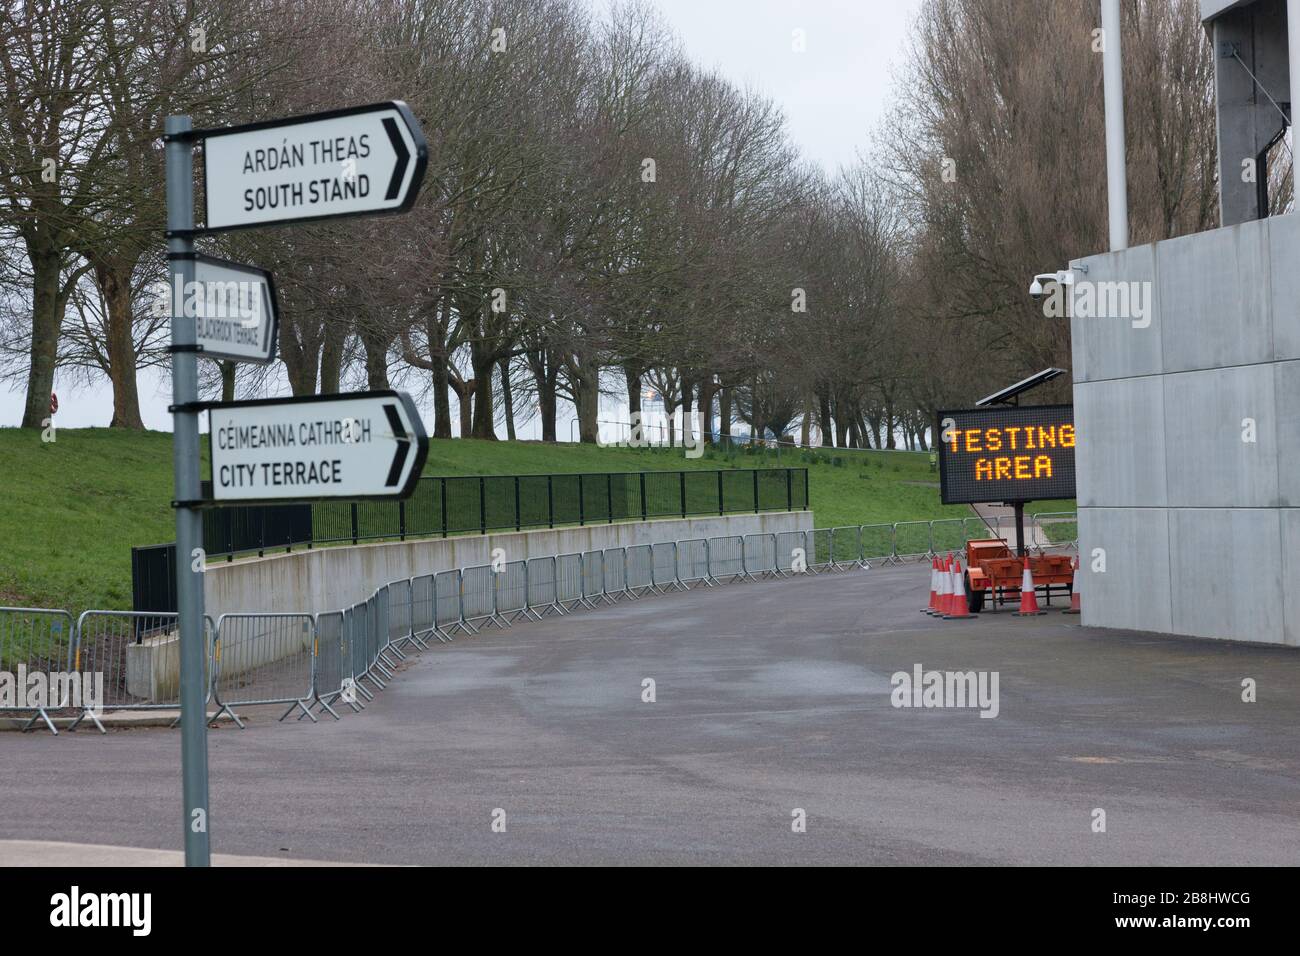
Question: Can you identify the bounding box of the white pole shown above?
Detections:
[1101,0,1129,250]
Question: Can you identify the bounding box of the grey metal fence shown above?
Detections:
[461,566,499,631]
[210,613,315,726]
[497,561,533,623]
[0,607,77,733]
[23,513,1078,735]
[625,544,653,595]
[603,547,628,599]
[556,553,584,611]
[527,556,560,616]
[73,610,211,731]
[582,551,609,608]
[676,538,711,587]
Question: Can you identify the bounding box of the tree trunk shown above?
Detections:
[95,260,144,429]
[430,356,452,439]
[499,356,516,441]
[578,379,599,443]
[697,377,717,445]
[680,377,694,446]
[320,321,346,394]
[449,375,474,438]
[625,367,642,422]
[718,386,732,447]
[219,361,237,402]
[21,246,65,429]
[360,325,390,390]
[470,349,497,440]
[816,389,833,447]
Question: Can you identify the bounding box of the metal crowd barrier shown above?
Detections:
[1031,511,1079,552]
[0,606,77,734]
[603,547,628,600]
[72,610,213,733]
[582,551,610,608]
[497,561,534,623]
[676,538,711,588]
[19,514,1078,735]
[556,553,584,611]
[210,613,315,726]
[708,535,745,582]
[743,533,778,579]
[527,556,561,616]
[625,544,653,596]
[435,569,468,637]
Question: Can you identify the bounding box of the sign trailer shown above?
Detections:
[936,369,1076,556]
[936,404,1076,506]
[165,101,428,866]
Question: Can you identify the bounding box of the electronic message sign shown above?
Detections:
[936,404,1075,504]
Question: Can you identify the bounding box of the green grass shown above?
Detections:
[0,427,1074,612]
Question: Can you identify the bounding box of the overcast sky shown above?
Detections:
[2,0,924,432]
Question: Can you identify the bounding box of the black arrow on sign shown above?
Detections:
[384,403,411,487]
[382,117,410,201]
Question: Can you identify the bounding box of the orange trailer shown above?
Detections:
[962,539,1074,613]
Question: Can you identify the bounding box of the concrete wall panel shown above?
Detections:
[1276,360,1300,508]
[1281,510,1300,647]
[1077,507,1172,634]
[1169,508,1286,644]
[1270,213,1300,361]
[1158,218,1272,373]
[1070,243,1162,383]
[1073,377,1167,507]
[1163,364,1279,507]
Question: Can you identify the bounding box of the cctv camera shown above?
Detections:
[1028,278,1044,299]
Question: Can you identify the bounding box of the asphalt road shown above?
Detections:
[3,565,1299,865]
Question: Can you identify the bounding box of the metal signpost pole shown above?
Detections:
[165,114,211,866]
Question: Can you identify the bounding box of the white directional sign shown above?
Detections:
[180,254,279,364]
[207,391,428,503]
[201,101,427,232]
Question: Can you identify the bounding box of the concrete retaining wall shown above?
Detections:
[203,511,814,619]
[1070,210,1299,646]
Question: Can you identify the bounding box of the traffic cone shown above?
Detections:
[944,558,973,619]
[935,556,956,616]
[1014,555,1046,616]
[923,557,938,613]
[1063,555,1081,614]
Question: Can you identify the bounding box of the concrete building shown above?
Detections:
[1070,0,1297,645]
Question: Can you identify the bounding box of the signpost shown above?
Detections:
[165,100,427,865]
[201,102,427,231]
[208,392,428,504]
[179,253,279,364]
